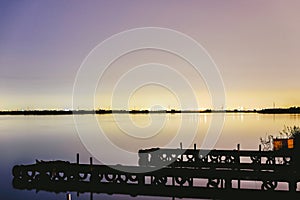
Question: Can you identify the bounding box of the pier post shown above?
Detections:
[225,178,232,190]
[221,179,224,188]
[194,144,196,150]
[76,153,79,164]
[138,174,145,185]
[289,180,297,192]
[236,144,240,189]
[180,142,183,161]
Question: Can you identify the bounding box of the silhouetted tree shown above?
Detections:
[279,125,300,138]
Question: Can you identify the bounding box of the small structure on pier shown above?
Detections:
[273,138,294,151]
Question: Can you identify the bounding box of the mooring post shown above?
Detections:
[76,153,79,164]
[180,142,183,161]
[259,144,261,151]
[194,143,196,150]
[66,193,71,200]
[237,144,241,189]
[90,157,93,165]
[90,192,93,200]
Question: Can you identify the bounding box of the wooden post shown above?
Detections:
[180,142,183,161]
[90,192,93,200]
[289,180,297,192]
[90,157,93,165]
[137,173,145,185]
[259,144,261,151]
[172,176,175,187]
[225,179,232,190]
[194,143,197,150]
[66,193,71,200]
[237,144,240,189]
[76,153,79,164]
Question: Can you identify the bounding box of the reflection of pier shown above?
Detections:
[12,147,300,199]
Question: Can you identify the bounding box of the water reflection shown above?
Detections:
[96,113,208,153]
[13,177,298,200]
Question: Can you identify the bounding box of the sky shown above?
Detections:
[0,0,300,110]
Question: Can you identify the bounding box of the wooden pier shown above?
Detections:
[12,147,300,199]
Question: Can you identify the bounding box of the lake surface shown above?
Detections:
[1,113,300,200]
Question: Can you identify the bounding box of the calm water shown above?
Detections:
[1,113,300,200]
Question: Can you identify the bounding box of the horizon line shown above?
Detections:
[0,106,299,115]
[0,106,299,112]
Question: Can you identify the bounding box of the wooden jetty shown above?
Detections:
[12,144,300,199]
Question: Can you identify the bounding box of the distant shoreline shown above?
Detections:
[256,107,300,114]
[0,107,299,115]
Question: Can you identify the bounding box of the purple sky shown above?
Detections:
[1,0,300,110]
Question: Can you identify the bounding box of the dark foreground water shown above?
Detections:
[1,113,300,200]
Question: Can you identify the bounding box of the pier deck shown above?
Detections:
[12,148,300,199]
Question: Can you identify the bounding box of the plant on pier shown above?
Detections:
[279,125,300,139]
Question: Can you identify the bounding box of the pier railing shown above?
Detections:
[138,148,295,170]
